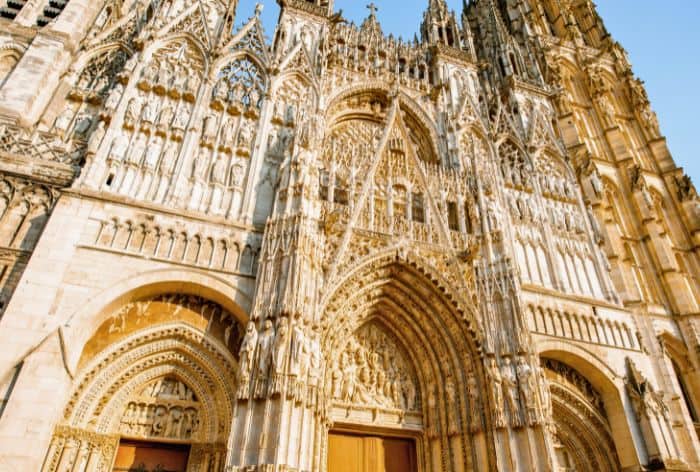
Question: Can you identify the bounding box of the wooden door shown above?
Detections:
[113,440,190,472]
[328,432,417,472]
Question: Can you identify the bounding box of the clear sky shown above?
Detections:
[235,0,700,183]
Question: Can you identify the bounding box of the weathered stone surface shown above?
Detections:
[0,1,698,471]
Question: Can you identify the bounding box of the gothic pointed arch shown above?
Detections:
[321,250,488,470]
[69,44,135,100]
[210,52,268,112]
[538,343,641,470]
[324,85,441,165]
[541,357,621,471]
[220,11,269,61]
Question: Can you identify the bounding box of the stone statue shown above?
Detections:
[255,319,275,397]
[502,357,522,428]
[173,106,190,131]
[104,83,124,111]
[144,136,163,170]
[487,357,506,428]
[516,357,540,426]
[141,99,159,124]
[202,114,218,143]
[124,97,142,126]
[210,155,228,186]
[445,379,460,435]
[108,131,129,163]
[237,119,255,148]
[238,321,258,398]
[87,121,106,155]
[467,372,482,433]
[157,106,174,130]
[159,140,179,176]
[270,318,290,395]
[127,133,148,165]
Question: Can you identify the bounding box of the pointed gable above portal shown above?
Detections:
[158,1,214,49]
[278,42,316,80]
[220,9,270,62]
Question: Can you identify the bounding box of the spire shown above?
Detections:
[421,0,463,47]
[360,2,383,37]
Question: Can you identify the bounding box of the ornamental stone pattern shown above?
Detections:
[0,1,698,471]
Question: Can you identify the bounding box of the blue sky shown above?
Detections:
[235,0,700,183]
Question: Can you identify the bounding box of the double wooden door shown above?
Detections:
[113,440,190,472]
[328,432,417,472]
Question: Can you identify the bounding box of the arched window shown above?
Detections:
[74,48,131,98]
[412,193,425,223]
[214,56,266,110]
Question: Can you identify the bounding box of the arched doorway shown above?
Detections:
[541,358,621,472]
[321,253,486,472]
[41,294,244,472]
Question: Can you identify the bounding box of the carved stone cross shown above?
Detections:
[367,2,378,16]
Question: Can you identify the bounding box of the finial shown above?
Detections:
[255,3,264,17]
[367,2,378,16]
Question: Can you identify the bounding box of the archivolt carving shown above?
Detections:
[321,251,483,353]
[321,253,484,440]
[543,358,620,472]
[43,313,239,472]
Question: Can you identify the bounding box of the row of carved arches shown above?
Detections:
[529,304,639,350]
[94,218,260,275]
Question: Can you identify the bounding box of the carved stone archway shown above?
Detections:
[542,358,621,472]
[41,294,243,472]
[320,252,489,472]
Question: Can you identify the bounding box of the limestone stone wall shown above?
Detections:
[0,1,697,471]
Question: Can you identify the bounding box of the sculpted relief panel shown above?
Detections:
[119,376,201,441]
[329,321,421,415]
[80,294,245,367]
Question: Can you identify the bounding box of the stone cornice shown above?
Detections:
[67,188,265,234]
[0,151,75,187]
[0,19,37,43]
[504,75,554,99]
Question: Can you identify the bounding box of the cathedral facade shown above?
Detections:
[0,0,698,470]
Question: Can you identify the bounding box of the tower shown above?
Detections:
[0,1,697,471]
